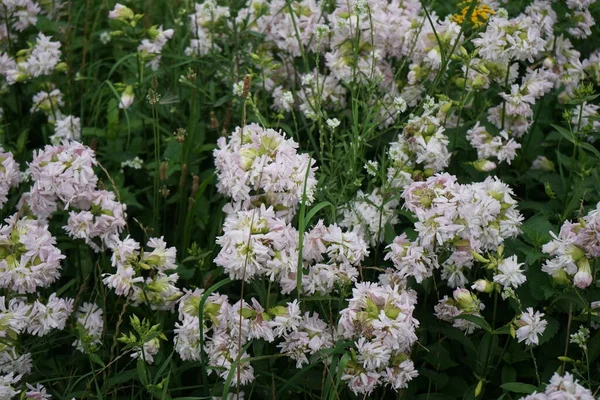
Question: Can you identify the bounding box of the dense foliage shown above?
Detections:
[1,0,600,399]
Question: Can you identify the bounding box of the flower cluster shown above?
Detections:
[214,123,317,221]
[185,0,230,57]
[103,236,181,310]
[0,33,63,85]
[23,141,127,250]
[24,141,98,218]
[302,221,368,295]
[338,282,419,395]
[386,98,452,189]
[520,372,595,400]
[0,0,40,39]
[541,202,600,288]
[0,215,64,294]
[340,188,399,246]
[0,147,21,209]
[72,302,104,353]
[0,293,73,397]
[387,173,523,286]
[215,205,299,284]
[434,288,486,334]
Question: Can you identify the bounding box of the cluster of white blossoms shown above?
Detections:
[340,189,399,246]
[541,202,600,289]
[23,141,98,218]
[31,87,82,142]
[174,290,333,386]
[215,204,299,283]
[108,4,174,71]
[386,97,452,189]
[0,293,73,397]
[302,220,368,295]
[519,372,595,400]
[0,0,40,40]
[185,0,230,57]
[215,204,367,295]
[0,147,21,208]
[0,33,63,85]
[22,141,127,251]
[223,0,462,125]
[72,302,104,354]
[0,214,64,294]
[386,173,523,286]
[103,236,181,310]
[338,282,419,395]
[64,190,127,251]
[238,0,321,58]
[214,123,317,222]
[137,25,174,71]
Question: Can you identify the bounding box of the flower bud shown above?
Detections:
[55,62,68,73]
[472,159,496,172]
[567,245,586,262]
[472,75,487,89]
[268,306,288,316]
[147,25,160,39]
[119,85,135,109]
[108,4,134,21]
[552,269,570,285]
[574,258,593,289]
[475,379,484,397]
[453,288,476,311]
[472,279,494,293]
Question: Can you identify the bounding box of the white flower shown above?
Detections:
[326,118,340,129]
[493,256,526,288]
[516,308,547,346]
[393,96,407,113]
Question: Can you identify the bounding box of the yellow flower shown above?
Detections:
[450,0,495,28]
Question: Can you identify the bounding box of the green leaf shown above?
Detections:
[304,201,334,227]
[424,343,458,370]
[537,316,559,345]
[552,124,575,144]
[579,142,600,158]
[522,215,554,247]
[89,353,105,368]
[500,382,538,394]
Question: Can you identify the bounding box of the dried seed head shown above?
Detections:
[146,88,161,105]
[186,67,197,82]
[174,127,187,143]
[160,161,168,182]
[191,175,200,198]
[179,164,188,188]
[210,111,219,129]
[242,74,252,99]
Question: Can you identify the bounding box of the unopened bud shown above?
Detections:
[55,62,68,73]
[574,258,593,289]
[472,159,496,172]
[453,288,476,311]
[472,279,494,293]
[269,306,288,316]
[475,379,484,397]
